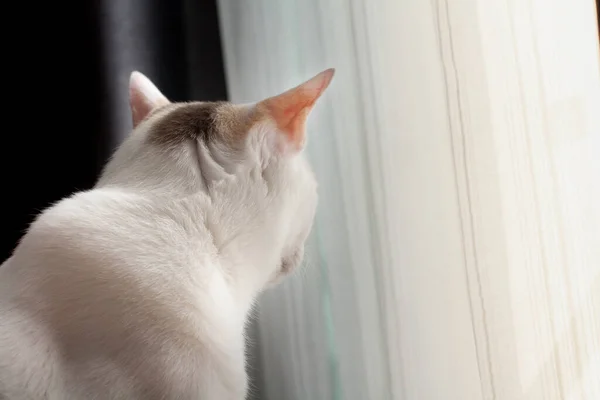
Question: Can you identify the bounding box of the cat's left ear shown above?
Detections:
[129,71,170,128]
[259,68,335,153]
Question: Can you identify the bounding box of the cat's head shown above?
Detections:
[97,69,334,287]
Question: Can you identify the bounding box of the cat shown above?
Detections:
[0,68,335,399]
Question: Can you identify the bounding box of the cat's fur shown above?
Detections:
[0,69,334,399]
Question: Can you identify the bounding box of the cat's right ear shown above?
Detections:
[258,68,335,154]
[129,71,170,128]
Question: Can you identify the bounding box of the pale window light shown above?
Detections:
[217,0,600,399]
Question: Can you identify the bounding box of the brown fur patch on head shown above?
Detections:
[147,102,224,148]
[147,101,265,149]
[146,102,176,120]
[213,103,265,144]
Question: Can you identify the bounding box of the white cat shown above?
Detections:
[0,68,335,399]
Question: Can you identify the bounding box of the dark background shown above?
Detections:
[1,0,227,261]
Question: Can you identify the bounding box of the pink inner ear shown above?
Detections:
[129,89,154,128]
[129,71,170,128]
[262,68,335,151]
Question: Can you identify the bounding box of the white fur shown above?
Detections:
[0,79,320,399]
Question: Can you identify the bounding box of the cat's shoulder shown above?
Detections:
[41,188,144,218]
[32,188,180,231]
[23,188,214,258]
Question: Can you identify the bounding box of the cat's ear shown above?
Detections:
[259,68,335,153]
[129,71,170,128]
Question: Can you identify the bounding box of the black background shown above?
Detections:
[1,0,227,261]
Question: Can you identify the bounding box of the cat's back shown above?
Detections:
[0,190,247,399]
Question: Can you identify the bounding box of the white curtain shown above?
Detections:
[217,0,600,399]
